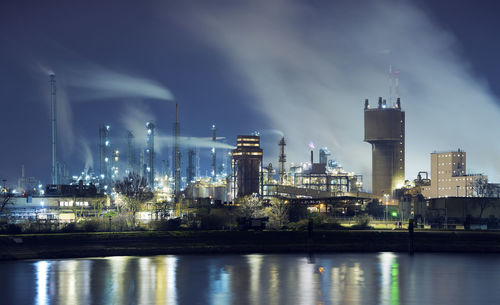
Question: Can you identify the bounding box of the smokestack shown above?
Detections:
[173,104,180,195]
[278,137,286,184]
[364,99,369,110]
[50,74,58,185]
[378,97,382,108]
[310,150,314,164]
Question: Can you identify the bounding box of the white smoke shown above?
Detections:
[67,66,174,102]
[156,136,236,150]
[177,0,500,189]
[55,86,75,157]
[80,138,94,169]
[120,103,155,151]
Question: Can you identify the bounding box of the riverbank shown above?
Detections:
[1,230,500,260]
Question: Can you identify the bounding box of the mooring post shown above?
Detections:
[408,218,414,255]
[307,218,313,254]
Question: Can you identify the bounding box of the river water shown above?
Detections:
[1,253,499,305]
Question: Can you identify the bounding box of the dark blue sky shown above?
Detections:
[2,0,500,186]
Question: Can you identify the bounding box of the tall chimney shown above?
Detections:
[173,104,180,195]
[50,74,58,185]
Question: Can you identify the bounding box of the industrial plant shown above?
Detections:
[2,71,500,231]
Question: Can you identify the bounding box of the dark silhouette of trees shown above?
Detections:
[470,176,494,218]
[114,173,153,225]
[0,190,13,215]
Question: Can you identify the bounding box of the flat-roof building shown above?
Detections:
[421,150,485,198]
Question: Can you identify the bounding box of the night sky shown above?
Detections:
[2,0,500,189]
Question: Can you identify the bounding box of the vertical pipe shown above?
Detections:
[173,104,180,195]
[147,122,155,188]
[211,125,216,181]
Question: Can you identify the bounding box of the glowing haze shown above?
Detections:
[3,1,500,186]
[179,0,500,189]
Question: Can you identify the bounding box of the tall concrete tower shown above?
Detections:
[50,74,58,185]
[232,135,263,198]
[364,97,405,197]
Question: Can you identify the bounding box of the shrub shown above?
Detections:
[60,222,77,233]
[80,218,103,232]
[111,214,130,231]
[199,214,227,230]
[287,219,311,231]
[351,214,372,229]
[5,223,22,234]
[152,218,182,231]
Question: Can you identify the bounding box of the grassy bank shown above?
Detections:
[1,230,500,261]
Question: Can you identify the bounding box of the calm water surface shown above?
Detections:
[1,253,499,305]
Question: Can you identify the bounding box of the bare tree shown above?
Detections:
[152,200,171,220]
[114,172,154,225]
[237,195,264,218]
[470,176,494,218]
[265,198,289,228]
[0,190,13,215]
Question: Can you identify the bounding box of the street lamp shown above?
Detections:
[383,194,390,227]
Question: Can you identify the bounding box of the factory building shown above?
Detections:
[421,150,486,198]
[3,194,109,223]
[17,165,39,194]
[364,97,405,197]
[231,135,263,198]
[287,161,362,194]
[319,148,330,165]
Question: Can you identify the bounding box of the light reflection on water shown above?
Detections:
[2,253,500,304]
[35,260,50,305]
